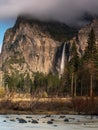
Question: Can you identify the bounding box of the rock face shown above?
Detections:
[78,19,98,54]
[0,17,61,76]
[0,16,76,79]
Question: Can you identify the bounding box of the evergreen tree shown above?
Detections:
[82,28,98,97]
[70,42,80,72]
[84,28,96,59]
[69,42,80,97]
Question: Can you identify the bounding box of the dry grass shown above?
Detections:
[0,97,72,114]
[71,97,98,115]
[0,95,98,115]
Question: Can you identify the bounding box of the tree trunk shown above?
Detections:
[90,75,93,97]
[90,74,94,119]
[81,81,82,96]
[74,75,77,97]
[71,73,74,97]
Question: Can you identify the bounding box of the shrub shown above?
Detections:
[0,87,6,98]
[42,91,48,98]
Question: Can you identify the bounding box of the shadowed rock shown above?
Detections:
[47,121,53,124]
[28,120,31,122]
[26,116,32,119]
[64,118,69,122]
[18,118,27,123]
[32,120,38,124]
[3,120,6,122]
[44,115,51,118]
[59,115,66,118]
[51,119,54,121]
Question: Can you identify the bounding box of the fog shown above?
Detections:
[0,0,98,25]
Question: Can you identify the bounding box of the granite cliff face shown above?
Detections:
[78,19,98,54]
[0,16,76,79]
[0,19,58,75]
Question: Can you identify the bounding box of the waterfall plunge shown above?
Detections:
[59,43,66,78]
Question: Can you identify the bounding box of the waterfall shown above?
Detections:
[59,42,66,78]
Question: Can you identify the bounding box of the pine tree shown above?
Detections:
[70,42,80,97]
[70,42,80,72]
[82,28,97,97]
[84,28,96,59]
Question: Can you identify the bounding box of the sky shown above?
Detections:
[0,0,98,52]
[0,19,15,52]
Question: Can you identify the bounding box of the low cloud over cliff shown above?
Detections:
[0,0,98,25]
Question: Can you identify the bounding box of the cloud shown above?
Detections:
[0,0,98,25]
